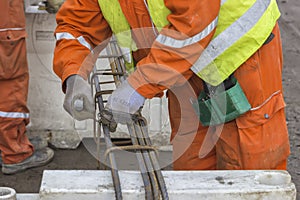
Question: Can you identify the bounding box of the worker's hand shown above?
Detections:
[64,75,95,121]
[101,80,145,131]
[108,80,145,114]
[46,0,65,13]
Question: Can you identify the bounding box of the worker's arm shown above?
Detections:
[53,0,112,120]
[128,0,221,98]
[53,0,112,87]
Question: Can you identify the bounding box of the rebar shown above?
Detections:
[91,37,168,200]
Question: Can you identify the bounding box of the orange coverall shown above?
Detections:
[0,0,33,164]
[54,0,290,170]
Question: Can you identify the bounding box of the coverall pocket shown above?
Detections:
[235,91,290,169]
[0,31,27,79]
[234,51,264,107]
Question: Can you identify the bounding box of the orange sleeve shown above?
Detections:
[53,0,112,88]
[128,0,220,99]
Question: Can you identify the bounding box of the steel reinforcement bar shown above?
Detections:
[90,37,169,200]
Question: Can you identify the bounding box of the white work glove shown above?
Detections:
[64,75,95,121]
[101,80,145,131]
[107,80,145,114]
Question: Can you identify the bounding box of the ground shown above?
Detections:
[279,0,300,199]
[1,0,300,199]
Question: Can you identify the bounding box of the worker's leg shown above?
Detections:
[0,36,34,164]
[216,110,289,170]
[216,23,290,170]
[168,75,217,170]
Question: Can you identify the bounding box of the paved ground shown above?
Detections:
[278,0,300,199]
[0,0,300,199]
[0,138,173,193]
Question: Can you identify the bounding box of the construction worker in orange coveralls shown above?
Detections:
[0,0,54,174]
[53,0,290,170]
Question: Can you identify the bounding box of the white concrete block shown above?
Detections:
[16,194,40,200]
[25,13,74,131]
[40,170,296,200]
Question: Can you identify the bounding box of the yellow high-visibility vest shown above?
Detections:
[98,0,280,85]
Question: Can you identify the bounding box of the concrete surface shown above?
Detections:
[0,138,173,193]
[24,170,297,200]
[17,194,39,200]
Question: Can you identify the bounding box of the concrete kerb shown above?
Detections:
[35,170,297,200]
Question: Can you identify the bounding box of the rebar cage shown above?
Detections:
[89,37,169,200]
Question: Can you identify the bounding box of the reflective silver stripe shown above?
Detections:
[56,32,74,40]
[56,32,92,51]
[221,0,227,5]
[155,16,218,48]
[0,111,29,119]
[77,36,92,51]
[191,0,271,73]
[250,90,281,111]
[0,28,25,32]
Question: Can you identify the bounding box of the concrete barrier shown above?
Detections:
[37,170,296,200]
[16,194,39,200]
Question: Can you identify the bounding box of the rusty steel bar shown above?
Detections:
[92,37,168,200]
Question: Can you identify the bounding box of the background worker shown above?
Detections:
[53,0,290,170]
[0,0,54,175]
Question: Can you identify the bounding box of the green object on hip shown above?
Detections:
[192,76,251,126]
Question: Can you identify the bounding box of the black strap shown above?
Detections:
[263,32,275,45]
[203,74,235,96]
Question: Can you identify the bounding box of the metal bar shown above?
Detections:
[106,39,122,84]
[93,70,123,200]
[104,145,157,158]
[92,38,169,199]
[127,123,154,200]
[99,80,116,84]
[95,90,114,96]
[109,37,127,83]
[131,122,160,199]
[93,72,126,76]
[137,116,169,200]
[108,39,160,199]
[98,54,123,58]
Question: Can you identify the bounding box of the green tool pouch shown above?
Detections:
[192,75,251,126]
